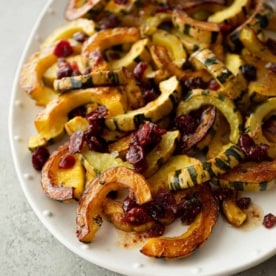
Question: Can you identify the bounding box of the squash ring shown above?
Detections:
[76,166,152,242]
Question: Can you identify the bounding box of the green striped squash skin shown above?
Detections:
[228,0,276,51]
[105,76,181,132]
[212,178,276,192]
[168,144,244,190]
[54,70,127,92]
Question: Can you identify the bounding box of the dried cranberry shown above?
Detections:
[126,122,166,173]
[54,40,73,58]
[214,187,235,202]
[182,77,207,93]
[219,23,233,35]
[89,50,104,65]
[238,134,269,162]
[69,130,85,154]
[142,88,157,103]
[174,114,198,134]
[87,105,108,122]
[145,222,165,237]
[135,121,166,148]
[239,64,257,81]
[133,62,148,80]
[236,197,251,210]
[97,13,120,30]
[73,31,88,43]
[58,154,76,169]
[263,213,276,228]
[122,196,137,213]
[124,206,152,225]
[57,59,73,79]
[178,195,202,224]
[126,142,146,173]
[85,135,107,152]
[31,146,50,171]
[208,79,220,90]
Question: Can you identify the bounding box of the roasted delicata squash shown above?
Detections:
[76,166,152,242]
[29,87,127,149]
[140,183,219,259]
[41,143,85,201]
[245,97,276,159]
[21,0,276,262]
[176,89,243,144]
[207,0,251,27]
[40,18,96,48]
[212,160,276,192]
[105,76,181,131]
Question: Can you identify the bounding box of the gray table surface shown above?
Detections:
[1,0,275,275]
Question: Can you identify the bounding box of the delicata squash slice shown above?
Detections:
[41,143,85,201]
[140,183,219,259]
[245,97,276,159]
[176,89,243,144]
[20,40,81,106]
[76,166,152,242]
[40,18,96,48]
[105,76,181,131]
[212,160,276,192]
[29,87,127,149]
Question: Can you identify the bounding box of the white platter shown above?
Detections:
[9,0,276,275]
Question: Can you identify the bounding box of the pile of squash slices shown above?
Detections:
[20,0,276,259]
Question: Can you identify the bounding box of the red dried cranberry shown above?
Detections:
[85,135,107,152]
[142,88,157,103]
[89,50,104,65]
[219,23,233,35]
[126,142,146,173]
[135,121,166,148]
[182,77,207,92]
[69,130,85,154]
[97,13,120,30]
[133,62,148,80]
[239,64,257,81]
[32,146,50,171]
[145,222,165,237]
[238,134,269,162]
[174,114,198,134]
[208,79,220,90]
[56,59,73,79]
[236,197,251,210]
[73,31,88,43]
[58,154,76,169]
[214,187,235,202]
[87,105,108,122]
[122,196,137,213]
[178,195,202,224]
[263,213,276,228]
[54,40,73,58]
[124,206,152,225]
